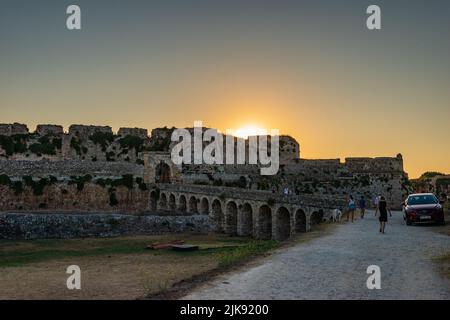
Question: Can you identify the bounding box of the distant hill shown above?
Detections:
[418,171,446,180]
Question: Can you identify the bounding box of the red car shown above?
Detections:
[403,193,445,225]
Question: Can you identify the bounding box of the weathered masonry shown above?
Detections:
[149,184,345,241]
[0,123,409,240]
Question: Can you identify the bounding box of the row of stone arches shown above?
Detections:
[217,202,324,241]
[149,190,325,241]
[150,191,210,215]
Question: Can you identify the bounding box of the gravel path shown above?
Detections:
[183,210,450,299]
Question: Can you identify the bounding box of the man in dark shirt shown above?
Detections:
[359,196,366,219]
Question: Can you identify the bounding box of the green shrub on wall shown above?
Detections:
[0,175,24,195]
[96,175,147,191]
[89,132,115,152]
[0,134,28,156]
[29,143,51,156]
[30,135,62,156]
[135,177,148,191]
[138,182,148,191]
[1,173,146,205]
[69,175,92,192]
[119,135,144,156]
[109,188,119,206]
[147,136,171,152]
[120,174,134,190]
[0,174,12,185]
[11,181,23,195]
[106,151,115,161]
[70,137,83,155]
[22,176,57,196]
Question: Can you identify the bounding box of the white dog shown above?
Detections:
[332,209,342,222]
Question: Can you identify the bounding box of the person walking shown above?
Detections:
[374,194,381,216]
[359,195,366,219]
[375,196,391,234]
[283,186,290,201]
[347,195,356,222]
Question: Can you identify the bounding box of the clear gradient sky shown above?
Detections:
[1,0,449,178]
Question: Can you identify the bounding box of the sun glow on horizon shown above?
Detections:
[233,125,269,139]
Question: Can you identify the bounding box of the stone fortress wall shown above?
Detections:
[0,123,151,162]
[0,123,409,214]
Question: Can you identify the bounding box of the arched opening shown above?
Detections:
[211,199,223,232]
[189,196,198,214]
[276,207,291,241]
[178,195,187,213]
[169,194,176,211]
[159,193,168,210]
[200,198,209,215]
[310,210,324,225]
[155,161,171,183]
[149,191,157,211]
[258,205,272,240]
[295,209,306,232]
[238,203,253,237]
[225,201,238,235]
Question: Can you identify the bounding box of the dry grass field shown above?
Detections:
[0,233,276,299]
[0,223,335,300]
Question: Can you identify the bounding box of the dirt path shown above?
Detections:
[183,210,450,299]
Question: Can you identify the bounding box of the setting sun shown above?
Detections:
[233,125,268,139]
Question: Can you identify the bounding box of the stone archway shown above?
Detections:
[178,195,187,213]
[159,193,168,210]
[200,198,209,215]
[169,194,176,211]
[189,196,198,214]
[258,205,272,240]
[295,208,306,232]
[276,207,291,241]
[225,201,238,235]
[211,199,224,232]
[238,203,253,237]
[311,210,324,225]
[150,191,157,211]
[155,161,171,183]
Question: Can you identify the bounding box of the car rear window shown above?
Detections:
[407,195,438,205]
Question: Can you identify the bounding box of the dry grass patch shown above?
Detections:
[0,233,274,299]
[433,253,450,281]
[0,222,341,300]
[430,209,450,280]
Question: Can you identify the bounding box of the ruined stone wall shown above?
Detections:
[0,182,149,213]
[0,160,143,177]
[0,213,210,239]
[0,123,409,212]
[118,127,148,138]
[63,124,152,163]
[344,154,404,173]
[279,135,300,163]
[36,125,64,136]
[0,123,151,164]
[0,123,29,135]
[178,154,408,209]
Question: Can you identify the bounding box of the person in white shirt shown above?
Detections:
[283,187,289,200]
[374,195,381,215]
